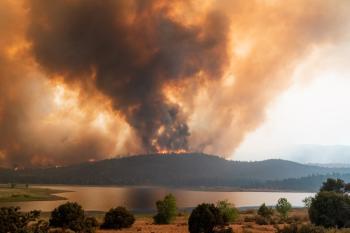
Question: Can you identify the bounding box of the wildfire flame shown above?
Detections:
[156,149,189,155]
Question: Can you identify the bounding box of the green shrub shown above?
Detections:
[101,206,135,229]
[276,198,292,220]
[153,194,177,224]
[49,202,97,232]
[50,202,84,231]
[0,207,41,233]
[256,203,273,224]
[309,191,350,228]
[257,203,273,219]
[217,200,239,224]
[188,203,223,233]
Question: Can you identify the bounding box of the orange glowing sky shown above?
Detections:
[0,0,350,166]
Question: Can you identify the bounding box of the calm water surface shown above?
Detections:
[0,185,314,212]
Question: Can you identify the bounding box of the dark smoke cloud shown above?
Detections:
[27,0,230,153]
[0,0,137,167]
[0,0,349,167]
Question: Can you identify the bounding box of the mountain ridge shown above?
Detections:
[1,153,349,190]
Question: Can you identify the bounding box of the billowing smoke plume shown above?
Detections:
[27,0,229,153]
[0,0,349,166]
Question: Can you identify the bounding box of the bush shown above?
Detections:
[83,216,99,233]
[302,197,313,209]
[50,202,84,231]
[276,198,292,220]
[188,203,223,233]
[49,202,97,232]
[309,191,350,228]
[257,203,273,219]
[217,200,239,224]
[101,206,135,229]
[256,203,273,225]
[153,194,177,224]
[0,207,41,233]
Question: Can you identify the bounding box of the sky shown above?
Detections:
[1,0,350,167]
[235,39,350,162]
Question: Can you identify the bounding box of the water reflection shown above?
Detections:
[0,185,314,212]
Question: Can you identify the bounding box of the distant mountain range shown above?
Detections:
[1,153,349,191]
[236,144,350,164]
[279,144,350,164]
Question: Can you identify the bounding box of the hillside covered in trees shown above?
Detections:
[0,153,349,191]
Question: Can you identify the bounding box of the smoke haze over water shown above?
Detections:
[0,0,349,166]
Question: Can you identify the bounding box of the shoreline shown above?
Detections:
[0,185,70,202]
[30,183,314,193]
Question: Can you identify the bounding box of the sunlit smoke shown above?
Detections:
[0,0,349,166]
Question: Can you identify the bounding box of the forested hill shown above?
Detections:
[255,173,350,192]
[0,153,349,189]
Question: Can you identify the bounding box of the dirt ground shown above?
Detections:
[96,209,308,233]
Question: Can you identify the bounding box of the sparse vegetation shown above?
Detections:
[276,198,292,220]
[153,194,177,224]
[275,223,326,233]
[256,203,274,224]
[2,178,350,232]
[101,206,135,229]
[217,200,239,224]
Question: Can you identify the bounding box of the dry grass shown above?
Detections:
[96,209,309,233]
[97,216,188,233]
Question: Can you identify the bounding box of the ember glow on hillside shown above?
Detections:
[0,0,349,166]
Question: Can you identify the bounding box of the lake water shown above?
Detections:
[0,185,315,212]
